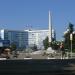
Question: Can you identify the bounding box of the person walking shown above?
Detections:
[60,43,65,59]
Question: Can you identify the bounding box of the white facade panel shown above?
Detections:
[0,30,4,40]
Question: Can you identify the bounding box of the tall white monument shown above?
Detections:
[48,11,52,43]
[46,11,54,52]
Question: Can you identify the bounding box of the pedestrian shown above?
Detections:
[60,43,65,59]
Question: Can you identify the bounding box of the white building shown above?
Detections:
[25,29,55,49]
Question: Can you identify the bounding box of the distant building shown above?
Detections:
[0,29,28,49]
[25,29,55,49]
[0,40,10,47]
[0,29,55,50]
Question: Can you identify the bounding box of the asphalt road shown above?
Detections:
[0,59,75,75]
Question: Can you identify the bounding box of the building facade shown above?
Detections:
[0,29,28,49]
[0,29,55,50]
[25,29,55,49]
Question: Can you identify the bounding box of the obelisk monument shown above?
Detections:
[46,11,52,52]
[48,11,52,43]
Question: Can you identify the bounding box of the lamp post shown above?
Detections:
[70,33,73,58]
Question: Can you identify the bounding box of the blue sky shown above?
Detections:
[0,0,75,40]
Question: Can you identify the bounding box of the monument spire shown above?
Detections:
[48,11,52,43]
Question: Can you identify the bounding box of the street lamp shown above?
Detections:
[70,33,73,58]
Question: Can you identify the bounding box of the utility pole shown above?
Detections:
[70,33,73,58]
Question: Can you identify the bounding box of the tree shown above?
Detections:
[30,44,37,51]
[64,32,70,50]
[64,23,75,51]
[43,36,49,50]
[51,41,59,50]
[68,23,74,33]
[33,44,37,51]
[10,43,17,51]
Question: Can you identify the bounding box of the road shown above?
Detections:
[0,59,75,75]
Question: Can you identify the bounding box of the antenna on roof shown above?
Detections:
[25,24,32,31]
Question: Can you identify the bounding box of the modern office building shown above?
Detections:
[0,40,10,47]
[0,29,28,49]
[0,29,55,49]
